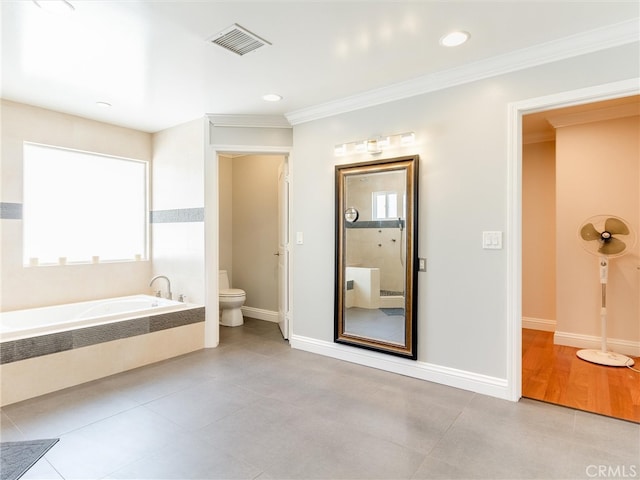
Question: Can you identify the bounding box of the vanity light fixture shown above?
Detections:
[366,138,381,154]
[377,136,391,148]
[439,31,470,47]
[334,132,415,156]
[400,132,415,145]
[33,0,75,14]
[354,141,367,154]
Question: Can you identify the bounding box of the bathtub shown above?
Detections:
[1,294,194,342]
[0,295,205,406]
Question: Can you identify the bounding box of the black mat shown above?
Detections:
[0,439,59,480]
[380,307,404,316]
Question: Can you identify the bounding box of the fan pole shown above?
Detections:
[576,256,635,367]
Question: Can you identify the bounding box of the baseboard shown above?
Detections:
[290,334,510,400]
[554,331,640,356]
[522,317,556,332]
[241,306,278,323]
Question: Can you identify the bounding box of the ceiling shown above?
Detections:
[1,1,638,133]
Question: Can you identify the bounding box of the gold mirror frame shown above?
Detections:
[335,155,418,359]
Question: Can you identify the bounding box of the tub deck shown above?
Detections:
[0,295,205,406]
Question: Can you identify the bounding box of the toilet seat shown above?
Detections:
[220,288,245,297]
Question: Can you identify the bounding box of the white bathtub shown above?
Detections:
[0,294,193,342]
[0,294,205,406]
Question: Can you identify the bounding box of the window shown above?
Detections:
[372,191,399,220]
[23,143,148,265]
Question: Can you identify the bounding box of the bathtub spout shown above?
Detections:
[149,275,172,300]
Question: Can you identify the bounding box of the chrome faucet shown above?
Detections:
[149,275,172,300]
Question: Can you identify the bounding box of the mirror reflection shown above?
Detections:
[335,156,418,359]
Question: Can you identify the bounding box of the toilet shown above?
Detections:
[218,270,246,327]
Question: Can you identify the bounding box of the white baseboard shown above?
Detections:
[290,334,510,400]
[241,306,278,323]
[554,331,640,356]
[522,317,556,332]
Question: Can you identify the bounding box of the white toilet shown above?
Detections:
[218,270,246,327]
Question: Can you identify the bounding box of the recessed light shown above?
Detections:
[440,31,470,47]
[33,0,75,14]
[96,101,112,108]
[262,93,283,102]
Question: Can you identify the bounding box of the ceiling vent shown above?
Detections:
[208,24,271,56]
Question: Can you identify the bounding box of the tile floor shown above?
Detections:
[1,318,638,479]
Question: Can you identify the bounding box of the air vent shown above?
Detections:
[208,24,271,56]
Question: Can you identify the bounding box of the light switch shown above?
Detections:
[482,231,503,249]
[296,232,304,245]
[418,258,427,272]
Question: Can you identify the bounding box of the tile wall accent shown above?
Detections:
[1,203,205,223]
[0,307,205,364]
[0,202,22,219]
[346,219,404,229]
[150,207,204,223]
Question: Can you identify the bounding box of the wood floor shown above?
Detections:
[522,328,640,423]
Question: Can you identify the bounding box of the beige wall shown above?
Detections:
[522,141,556,323]
[0,100,152,311]
[556,115,639,342]
[218,155,233,276]
[231,154,282,312]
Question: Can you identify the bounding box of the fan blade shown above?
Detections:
[604,217,629,236]
[598,237,626,255]
[580,223,600,241]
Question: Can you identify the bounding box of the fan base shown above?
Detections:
[576,349,635,367]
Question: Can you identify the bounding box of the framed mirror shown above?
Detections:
[335,155,418,359]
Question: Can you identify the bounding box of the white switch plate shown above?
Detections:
[418,258,426,272]
[296,232,304,245]
[482,231,503,249]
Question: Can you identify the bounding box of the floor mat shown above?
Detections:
[0,439,59,480]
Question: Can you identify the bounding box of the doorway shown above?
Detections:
[218,152,290,339]
[520,94,640,422]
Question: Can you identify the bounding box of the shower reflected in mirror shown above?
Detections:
[335,155,418,359]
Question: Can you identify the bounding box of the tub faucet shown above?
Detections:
[149,275,172,300]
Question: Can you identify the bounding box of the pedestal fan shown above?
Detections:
[577,215,637,367]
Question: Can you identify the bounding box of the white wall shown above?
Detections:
[346,170,406,293]
[289,43,639,387]
[0,100,152,311]
[151,119,206,305]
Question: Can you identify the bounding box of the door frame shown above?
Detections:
[506,78,639,401]
[205,143,293,347]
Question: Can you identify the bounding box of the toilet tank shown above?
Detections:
[218,270,230,290]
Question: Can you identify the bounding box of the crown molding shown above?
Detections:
[523,131,556,145]
[286,18,640,125]
[547,101,639,128]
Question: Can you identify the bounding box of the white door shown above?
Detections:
[277,159,290,339]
